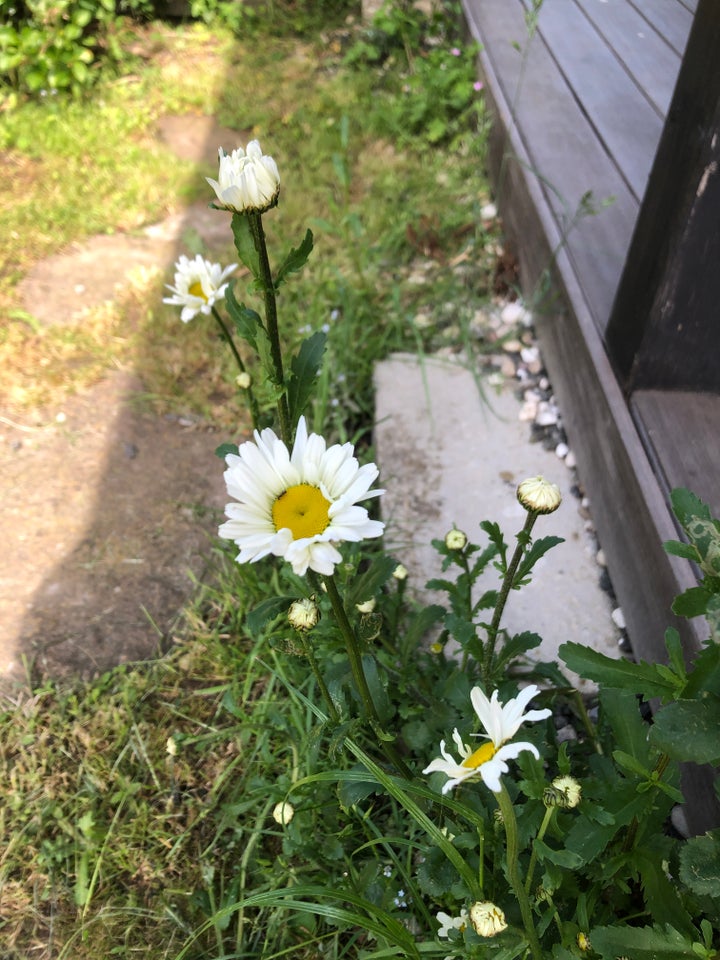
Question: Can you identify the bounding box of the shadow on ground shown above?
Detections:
[1,113,248,684]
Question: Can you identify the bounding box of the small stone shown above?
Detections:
[556,724,578,743]
[502,338,522,353]
[500,302,525,325]
[596,549,606,567]
[555,442,569,459]
[539,376,550,390]
[535,402,557,426]
[481,202,497,220]
[611,607,626,630]
[519,399,538,422]
[565,450,576,469]
[500,355,516,378]
[520,346,539,364]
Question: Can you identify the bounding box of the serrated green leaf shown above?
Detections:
[602,687,651,763]
[495,631,543,669]
[682,642,720,698]
[679,832,720,898]
[215,442,239,459]
[514,535,564,584]
[225,282,263,352]
[480,519,507,568]
[671,487,712,527]
[664,628,687,682]
[636,850,695,938]
[287,331,326,424]
[403,604,445,648]
[534,838,583,869]
[246,596,295,635]
[275,228,314,287]
[590,923,699,960]
[231,212,260,279]
[672,586,713,619]
[664,539,700,561]
[560,642,681,701]
[648,696,720,764]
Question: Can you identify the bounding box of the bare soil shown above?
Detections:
[0,115,247,688]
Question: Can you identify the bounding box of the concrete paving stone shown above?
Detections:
[374,353,621,689]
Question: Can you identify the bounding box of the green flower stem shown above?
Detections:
[496,784,543,960]
[323,573,413,780]
[248,212,291,444]
[298,633,340,724]
[211,306,261,431]
[524,805,555,895]
[483,511,538,681]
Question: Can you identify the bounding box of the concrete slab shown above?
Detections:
[374,353,620,689]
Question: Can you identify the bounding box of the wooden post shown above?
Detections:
[605,0,720,394]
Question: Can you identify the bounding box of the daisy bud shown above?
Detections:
[288,598,320,632]
[517,476,562,515]
[392,563,408,581]
[272,801,294,825]
[207,141,280,215]
[551,774,582,808]
[576,932,591,952]
[445,528,467,550]
[356,598,377,614]
[235,371,252,390]
[166,737,178,757]
[469,901,507,938]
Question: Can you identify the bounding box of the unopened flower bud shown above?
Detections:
[576,932,591,952]
[517,476,562,515]
[356,598,377,614]
[272,801,294,825]
[235,371,252,389]
[445,528,467,550]
[551,775,582,808]
[166,737,178,757]
[392,563,408,581]
[469,901,507,938]
[288,597,320,632]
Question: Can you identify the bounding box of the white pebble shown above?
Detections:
[481,202,497,220]
[520,346,540,364]
[565,450,576,469]
[555,442,569,459]
[501,302,525,325]
[611,607,626,630]
[596,549,606,567]
[535,402,557,426]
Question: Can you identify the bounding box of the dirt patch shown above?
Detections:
[1,115,248,688]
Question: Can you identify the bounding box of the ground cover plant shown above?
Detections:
[1,2,719,959]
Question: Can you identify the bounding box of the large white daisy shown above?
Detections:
[163,254,236,322]
[219,417,384,576]
[423,685,551,794]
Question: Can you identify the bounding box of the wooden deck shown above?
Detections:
[461,0,716,671]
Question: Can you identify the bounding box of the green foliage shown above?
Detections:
[665,488,720,639]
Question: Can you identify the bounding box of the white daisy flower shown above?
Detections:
[423,685,551,794]
[207,141,280,215]
[219,417,384,577]
[436,909,468,938]
[163,254,236,322]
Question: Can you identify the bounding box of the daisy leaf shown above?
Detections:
[287,331,327,424]
[275,228,314,288]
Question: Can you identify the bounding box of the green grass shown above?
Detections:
[0,7,507,957]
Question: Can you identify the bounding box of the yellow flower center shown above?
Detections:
[272,483,331,539]
[462,741,497,770]
[188,281,207,300]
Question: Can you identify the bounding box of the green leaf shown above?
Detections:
[672,586,713,619]
[664,539,699,561]
[683,642,720,698]
[225,282,263,353]
[679,832,720,898]
[215,442,239,459]
[480,519,507,568]
[345,554,397,608]
[589,923,700,960]
[287,331,327,425]
[648,696,720,764]
[514,535,564,584]
[402,604,445,649]
[560,642,682,701]
[601,687,651,763]
[231,213,260,279]
[275,228,314,287]
[636,850,696,938]
[495,631,542,669]
[246,596,295,635]
[533,838,583,869]
[671,487,712,527]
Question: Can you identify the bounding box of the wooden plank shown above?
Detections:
[632,391,720,518]
[606,0,720,391]
[464,0,639,335]
[629,0,695,55]
[525,0,664,199]
[577,0,683,115]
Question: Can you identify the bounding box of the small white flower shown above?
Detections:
[207,141,280,214]
[392,563,408,581]
[235,371,252,389]
[517,475,562,515]
[550,774,582,808]
[219,416,384,577]
[163,254,236,322]
[445,528,467,550]
[272,801,294,825]
[423,686,551,794]
[436,909,468,938]
[469,901,507,937]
